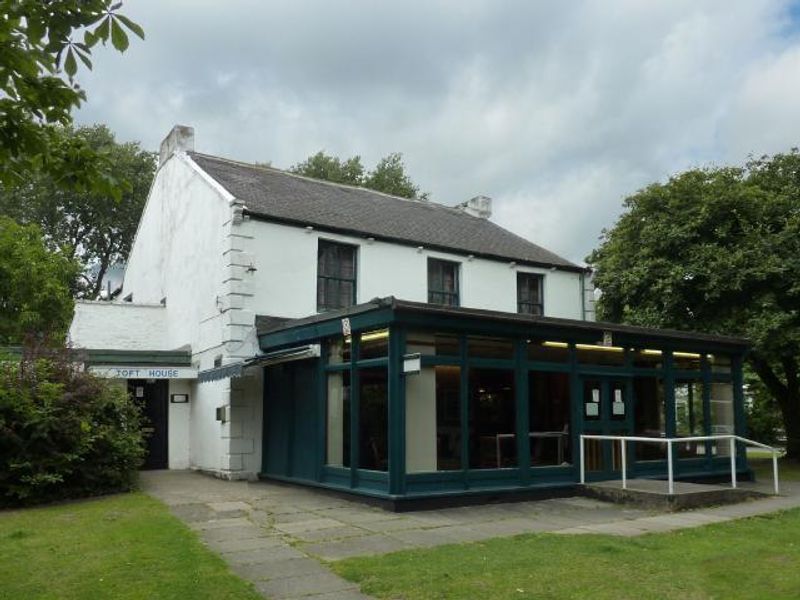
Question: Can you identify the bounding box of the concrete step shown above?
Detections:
[583,478,767,511]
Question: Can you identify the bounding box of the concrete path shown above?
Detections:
[141,471,800,598]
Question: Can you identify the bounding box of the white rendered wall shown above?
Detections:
[244,220,584,320]
[69,302,170,350]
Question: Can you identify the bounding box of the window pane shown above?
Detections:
[673,351,702,371]
[517,272,543,315]
[358,367,388,471]
[675,380,706,458]
[428,258,459,306]
[527,340,569,362]
[633,376,666,461]
[359,329,389,360]
[406,331,459,356]
[326,337,351,364]
[529,371,571,466]
[576,344,625,366]
[326,371,351,467]
[710,382,735,457]
[708,354,732,374]
[317,241,357,311]
[632,349,663,369]
[468,336,514,360]
[406,365,461,472]
[468,369,516,468]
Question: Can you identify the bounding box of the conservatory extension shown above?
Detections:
[258,297,749,504]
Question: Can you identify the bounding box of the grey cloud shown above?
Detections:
[75,0,800,263]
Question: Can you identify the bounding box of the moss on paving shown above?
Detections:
[0,492,261,599]
[334,507,800,599]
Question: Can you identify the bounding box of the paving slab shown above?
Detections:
[274,517,347,534]
[222,545,307,565]
[304,534,413,561]
[255,571,359,599]
[291,525,372,543]
[231,557,330,581]
[207,536,285,554]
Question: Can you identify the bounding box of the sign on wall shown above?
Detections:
[89,365,198,379]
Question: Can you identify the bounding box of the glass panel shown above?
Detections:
[710,381,735,432]
[673,351,702,371]
[708,354,732,374]
[326,371,351,467]
[583,379,602,421]
[326,337,351,364]
[633,376,666,461]
[468,336,514,360]
[632,349,663,369]
[527,340,569,362]
[675,380,705,458]
[405,365,462,473]
[405,331,459,356]
[359,329,389,360]
[529,371,571,466]
[576,344,625,366]
[317,241,357,311]
[428,258,460,306]
[358,367,388,471]
[468,369,516,469]
[517,272,543,315]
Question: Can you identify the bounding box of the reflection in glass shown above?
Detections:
[527,340,569,362]
[468,336,514,360]
[326,371,350,467]
[673,351,702,371]
[468,369,516,468]
[576,344,625,366]
[633,376,666,461]
[358,368,388,471]
[359,329,389,360]
[529,372,571,466]
[675,380,706,458]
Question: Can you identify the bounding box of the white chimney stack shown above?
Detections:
[457,195,492,219]
[159,124,194,166]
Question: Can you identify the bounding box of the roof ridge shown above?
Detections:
[188,151,473,216]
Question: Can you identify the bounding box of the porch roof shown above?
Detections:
[257,297,750,354]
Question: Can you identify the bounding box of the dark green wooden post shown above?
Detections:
[349,334,360,489]
[388,326,406,495]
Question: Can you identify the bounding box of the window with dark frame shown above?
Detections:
[517,272,543,315]
[427,258,460,306]
[317,240,357,312]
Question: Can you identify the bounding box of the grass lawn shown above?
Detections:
[334,508,800,599]
[0,492,261,600]
[750,454,800,482]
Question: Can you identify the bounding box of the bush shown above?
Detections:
[0,344,144,506]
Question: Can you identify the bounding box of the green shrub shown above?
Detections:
[0,344,144,506]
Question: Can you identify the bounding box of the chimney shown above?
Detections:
[457,195,492,219]
[159,125,195,166]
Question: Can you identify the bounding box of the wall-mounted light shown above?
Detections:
[305,226,314,234]
[416,246,425,253]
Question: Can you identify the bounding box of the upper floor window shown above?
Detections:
[428,258,460,306]
[317,240,357,312]
[517,272,543,315]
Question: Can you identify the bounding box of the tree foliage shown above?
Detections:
[0,217,78,345]
[290,150,427,199]
[0,125,156,298]
[0,0,143,195]
[0,344,144,506]
[587,150,800,457]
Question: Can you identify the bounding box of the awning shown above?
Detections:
[197,344,321,383]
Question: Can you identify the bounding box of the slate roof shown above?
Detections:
[189,152,581,271]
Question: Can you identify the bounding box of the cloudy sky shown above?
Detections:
[75,0,800,264]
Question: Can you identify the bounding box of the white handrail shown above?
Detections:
[579,434,780,496]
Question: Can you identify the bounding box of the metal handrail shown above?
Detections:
[579,434,780,496]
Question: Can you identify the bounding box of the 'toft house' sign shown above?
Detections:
[89,366,198,379]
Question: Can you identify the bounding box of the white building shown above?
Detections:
[70,126,745,503]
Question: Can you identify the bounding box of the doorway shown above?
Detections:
[129,379,169,470]
[581,377,632,479]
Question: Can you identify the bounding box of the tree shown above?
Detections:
[0,217,78,344]
[0,1,143,196]
[587,150,800,458]
[290,150,427,199]
[0,125,156,298]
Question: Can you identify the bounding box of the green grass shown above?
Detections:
[751,455,800,482]
[0,492,261,600]
[334,508,800,599]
